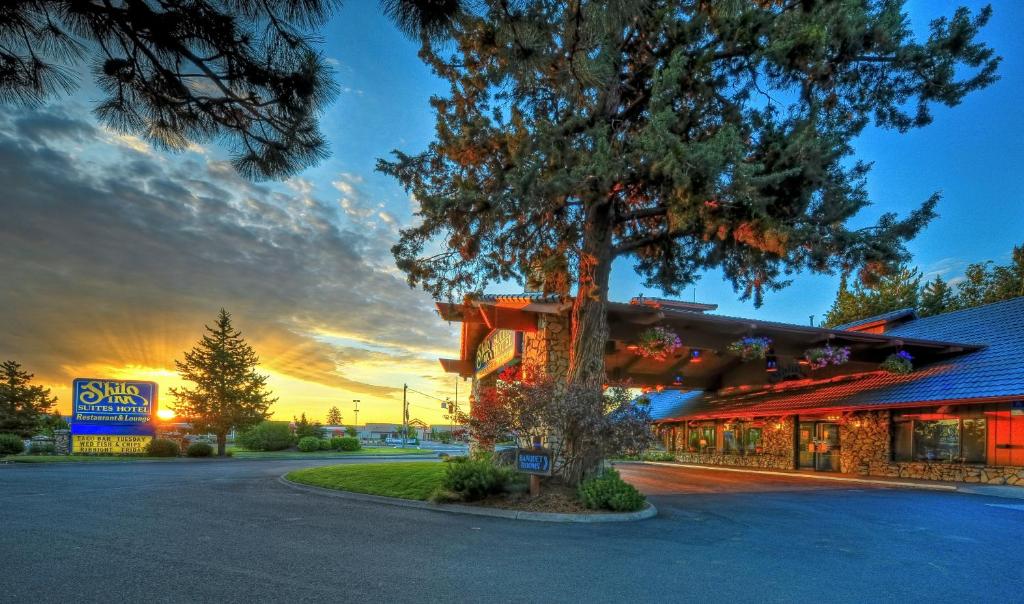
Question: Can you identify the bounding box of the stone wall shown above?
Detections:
[673,451,793,470]
[521,313,570,381]
[839,409,1024,486]
[667,416,796,470]
[761,416,795,463]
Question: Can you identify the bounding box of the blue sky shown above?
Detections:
[2,1,1021,423]
[311,0,1024,325]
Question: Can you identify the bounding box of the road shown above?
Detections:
[2,459,1022,603]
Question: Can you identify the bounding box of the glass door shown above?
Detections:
[798,422,816,469]
[798,421,841,471]
[814,423,841,472]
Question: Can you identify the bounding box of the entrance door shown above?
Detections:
[814,423,840,472]
[798,421,841,472]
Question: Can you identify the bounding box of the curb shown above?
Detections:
[277,475,657,523]
[615,460,958,492]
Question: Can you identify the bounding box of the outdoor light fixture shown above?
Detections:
[672,375,684,386]
[766,357,778,372]
[690,349,702,362]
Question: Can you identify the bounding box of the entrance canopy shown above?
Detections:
[437,293,980,388]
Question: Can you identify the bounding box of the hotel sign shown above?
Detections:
[71,379,157,454]
[72,378,156,426]
[475,330,522,379]
[72,434,152,454]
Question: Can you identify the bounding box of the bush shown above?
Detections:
[0,433,25,455]
[578,468,646,512]
[297,436,321,452]
[441,458,510,501]
[186,442,213,457]
[147,438,181,457]
[333,436,360,451]
[641,450,675,462]
[29,441,55,454]
[319,438,332,450]
[236,421,293,451]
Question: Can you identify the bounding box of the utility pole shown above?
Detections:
[352,399,360,431]
[402,384,408,448]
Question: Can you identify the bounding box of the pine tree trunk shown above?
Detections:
[562,201,614,485]
[217,432,227,456]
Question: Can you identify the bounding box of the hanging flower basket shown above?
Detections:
[804,345,852,370]
[635,326,683,361]
[881,351,914,374]
[727,337,772,361]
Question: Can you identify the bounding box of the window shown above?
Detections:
[688,425,715,453]
[745,427,763,454]
[722,427,740,454]
[892,413,986,463]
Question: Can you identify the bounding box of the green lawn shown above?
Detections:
[229,447,435,459]
[286,462,445,500]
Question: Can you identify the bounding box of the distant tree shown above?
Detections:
[1,1,465,180]
[293,413,323,439]
[325,406,343,426]
[171,309,275,456]
[0,360,56,437]
[823,266,922,327]
[38,410,70,437]
[919,275,955,317]
[345,426,357,437]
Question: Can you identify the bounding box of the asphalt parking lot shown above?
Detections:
[2,458,1022,603]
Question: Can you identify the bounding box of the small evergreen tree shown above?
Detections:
[293,413,323,439]
[920,275,955,317]
[0,360,56,437]
[326,406,343,426]
[171,309,275,456]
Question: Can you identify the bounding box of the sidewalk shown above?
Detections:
[623,460,1024,500]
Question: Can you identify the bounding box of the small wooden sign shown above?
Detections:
[516,448,553,476]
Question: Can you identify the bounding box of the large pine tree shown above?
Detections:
[384,4,997,376]
[381,1,998,479]
[0,360,57,438]
[171,309,275,455]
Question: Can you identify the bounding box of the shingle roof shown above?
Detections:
[832,307,916,331]
[477,292,561,303]
[646,297,1024,420]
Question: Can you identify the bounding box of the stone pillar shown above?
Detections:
[839,410,890,475]
[53,429,71,455]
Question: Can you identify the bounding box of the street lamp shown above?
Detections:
[352,399,360,433]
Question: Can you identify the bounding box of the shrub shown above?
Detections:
[186,442,213,457]
[147,438,180,457]
[297,436,321,452]
[236,421,293,451]
[335,436,360,451]
[641,450,675,462]
[578,468,646,512]
[0,433,25,455]
[441,458,508,501]
[29,441,55,454]
[318,438,332,450]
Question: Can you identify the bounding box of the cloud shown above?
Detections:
[0,105,457,404]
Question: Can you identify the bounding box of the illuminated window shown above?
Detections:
[893,411,986,463]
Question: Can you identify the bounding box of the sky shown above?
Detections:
[1,0,1022,425]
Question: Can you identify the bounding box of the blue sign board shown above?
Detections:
[72,378,157,432]
[516,448,553,476]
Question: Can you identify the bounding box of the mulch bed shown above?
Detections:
[465,482,611,514]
